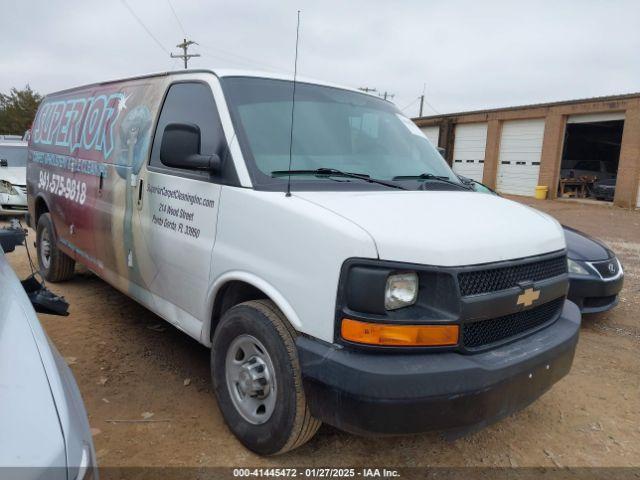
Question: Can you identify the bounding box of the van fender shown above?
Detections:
[32,193,51,227]
[202,270,303,346]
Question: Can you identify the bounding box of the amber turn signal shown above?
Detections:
[341,318,459,347]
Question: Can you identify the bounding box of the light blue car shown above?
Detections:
[0,225,97,479]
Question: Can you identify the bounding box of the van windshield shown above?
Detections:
[0,145,28,167]
[222,77,460,191]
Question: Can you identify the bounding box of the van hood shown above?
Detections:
[0,167,26,186]
[295,190,565,266]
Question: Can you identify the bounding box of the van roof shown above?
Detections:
[46,68,382,100]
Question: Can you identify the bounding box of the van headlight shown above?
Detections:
[384,272,418,310]
[0,180,18,195]
[567,258,590,276]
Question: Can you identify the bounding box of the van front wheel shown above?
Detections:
[36,213,75,282]
[212,299,320,455]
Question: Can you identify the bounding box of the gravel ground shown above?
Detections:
[3,197,639,469]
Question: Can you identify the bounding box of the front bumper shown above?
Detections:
[592,188,615,201]
[0,190,28,215]
[297,300,580,436]
[568,271,624,314]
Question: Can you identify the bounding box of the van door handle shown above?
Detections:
[137,179,144,209]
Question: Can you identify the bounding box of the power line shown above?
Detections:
[197,43,292,73]
[120,0,170,55]
[161,5,294,73]
[422,97,441,115]
[399,96,421,112]
[166,0,187,36]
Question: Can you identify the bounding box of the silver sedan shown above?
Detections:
[0,226,97,479]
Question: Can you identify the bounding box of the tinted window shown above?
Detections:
[0,145,28,167]
[150,82,236,184]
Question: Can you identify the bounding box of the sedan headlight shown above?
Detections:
[0,179,18,195]
[384,272,418,310]
[71,444,93,480]
[616,257,624,276]
[568,258,590,276]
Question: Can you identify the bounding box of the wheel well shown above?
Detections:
[34,197,49,226]
[210,281,269,341]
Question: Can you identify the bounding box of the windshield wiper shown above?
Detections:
[272,168,406,190]
[392,173,471,190]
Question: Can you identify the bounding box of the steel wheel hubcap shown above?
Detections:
[225,334,277,424]
[40,229,51,269]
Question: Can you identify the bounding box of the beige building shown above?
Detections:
[413,93,640,208]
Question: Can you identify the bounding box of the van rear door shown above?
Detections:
[29,91,99,265]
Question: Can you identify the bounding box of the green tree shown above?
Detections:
[0,85,42,136]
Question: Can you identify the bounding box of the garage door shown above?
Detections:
[420,125,439,148]
[567,112,625,124]
[452,123,487,182]
[497,119,546,196]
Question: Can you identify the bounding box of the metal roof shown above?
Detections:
[412,91,640,121]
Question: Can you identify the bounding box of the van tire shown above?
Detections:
[212,299,321,455]
[36,213,75,282]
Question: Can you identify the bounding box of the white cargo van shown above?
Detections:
[27,69,580,455]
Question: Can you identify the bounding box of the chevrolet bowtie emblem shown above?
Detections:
[517,287,540,307]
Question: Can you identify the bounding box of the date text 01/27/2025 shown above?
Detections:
[232,468,401,478]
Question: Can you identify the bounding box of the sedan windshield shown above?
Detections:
[222,77,460,191]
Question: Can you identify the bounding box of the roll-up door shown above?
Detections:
[420,125,439,148]
[451,123,488,182]
[497,119,545,196]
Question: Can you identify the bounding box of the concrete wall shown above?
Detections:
[414,94,640,207]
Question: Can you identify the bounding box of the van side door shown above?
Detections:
[134,81,235,330]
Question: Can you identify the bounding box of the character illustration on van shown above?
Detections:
[115,103,152,285]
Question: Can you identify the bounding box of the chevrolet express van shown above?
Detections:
[27,70,580,455]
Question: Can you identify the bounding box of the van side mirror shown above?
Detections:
[160,123,221,172]
[437,147,446,158]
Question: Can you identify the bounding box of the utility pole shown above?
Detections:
[419,83,426,117]
[378,91,395,101]
[171,38,200,69]
[358,87,377,93]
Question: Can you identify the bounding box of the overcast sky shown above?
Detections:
[2,0,639,116]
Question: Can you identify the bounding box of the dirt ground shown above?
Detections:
[3,197,640,469]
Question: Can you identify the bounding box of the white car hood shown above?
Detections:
[0,253,66,472]
[295,190,565,266]
[0,167,26,186]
